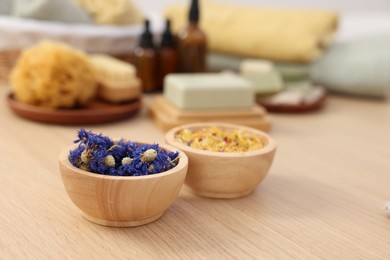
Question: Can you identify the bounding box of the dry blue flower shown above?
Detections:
[68,129,179,176]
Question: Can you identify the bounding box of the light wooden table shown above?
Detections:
[1,85,390,259]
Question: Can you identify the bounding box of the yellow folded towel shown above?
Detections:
[75,0,143,25]
[165,2,338,63]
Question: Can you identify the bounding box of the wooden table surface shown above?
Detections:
[1,85,390,259]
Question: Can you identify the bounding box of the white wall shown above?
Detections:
[134,0,390,13]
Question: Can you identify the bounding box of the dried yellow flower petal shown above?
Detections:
[175,126,264,152]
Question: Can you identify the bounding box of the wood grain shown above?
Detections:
[1,85,390,259]
[149,95,272,132]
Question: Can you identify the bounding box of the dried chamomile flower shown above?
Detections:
[80,148,92,164]
[175,126,264,152]
[148,164,155,173]
[103,155,116,167]
[89,149,112,174]
[141,149,157,162]
[69,144,85,167]
[68,129,179,176]
[121,157,133,165]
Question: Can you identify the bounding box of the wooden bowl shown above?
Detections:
[58,142,188,227]
[165,123,276,199]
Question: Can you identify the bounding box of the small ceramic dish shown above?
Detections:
[58,141,188,227]
[165,122,276,199]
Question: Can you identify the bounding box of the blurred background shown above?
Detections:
[136,0,390,43]
[136,0,390,12]
[2,0,390,115]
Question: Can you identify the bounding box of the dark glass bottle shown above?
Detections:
[158,19,178,89]
[134,19,158,92]
[177,0,207,73]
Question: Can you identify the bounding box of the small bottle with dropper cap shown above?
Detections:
[177,0,207,73]
[134,19,158,92]
[158,19,178,89]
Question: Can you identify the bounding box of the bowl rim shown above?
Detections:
[59,139,188,180]
[165,122,277,157]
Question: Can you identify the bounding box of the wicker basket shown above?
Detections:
[0,50,20,84]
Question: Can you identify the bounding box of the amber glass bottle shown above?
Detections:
[177,0,207,73]
[134,19,158,92]
[158,19,178,89]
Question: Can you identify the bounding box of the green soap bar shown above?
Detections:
[164,73,254,109]
[242,71,284,95]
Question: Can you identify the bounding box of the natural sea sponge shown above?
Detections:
[11,41,97,108]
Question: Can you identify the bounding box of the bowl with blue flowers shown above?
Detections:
[59,129,188,227]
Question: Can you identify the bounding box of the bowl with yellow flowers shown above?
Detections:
[165,122,276,199]
[59,129,188,227]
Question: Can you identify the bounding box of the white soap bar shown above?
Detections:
[242,71,284,95]
[240,59,274,75]
[164,73,254,109]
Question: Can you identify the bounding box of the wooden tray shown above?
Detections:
[7,94,141,125]
[149,96,271,132]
